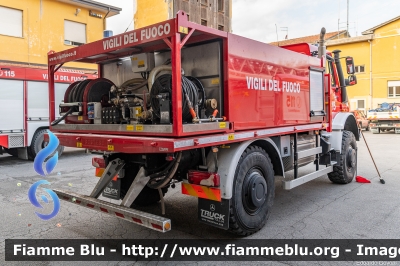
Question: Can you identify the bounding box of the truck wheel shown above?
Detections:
[28,129,64,160]
[371,128,380,134]
[328,130,357,184]
[120,164,168,207]
[229,146,275,236]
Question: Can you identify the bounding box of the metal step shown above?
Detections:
[54,189,171,233]
[296,146,322,159]
[282,165,334,190]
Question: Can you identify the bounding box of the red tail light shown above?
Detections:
[92,157,105,168]
[188,170,220,187]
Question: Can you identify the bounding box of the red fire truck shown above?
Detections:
[0,64,97,159]
[48,11,359,235]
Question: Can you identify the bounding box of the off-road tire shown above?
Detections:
[229,146,275,236]
[328,130,357,184]
[120,163,168,207]
[28,129,64,160]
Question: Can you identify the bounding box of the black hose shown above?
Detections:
[51,108,74,126]
[187,76,206,109]
[150,74,199,122]
[147,152,182,189]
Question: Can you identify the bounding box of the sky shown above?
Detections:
[96,0,399,42]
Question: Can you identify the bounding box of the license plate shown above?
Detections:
[102,179,121,200]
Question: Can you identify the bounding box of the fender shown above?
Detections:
[206,138,285,200]
[329,112,359,152]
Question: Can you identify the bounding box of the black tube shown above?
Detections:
[51,108,74,126]
[332,50,348,103]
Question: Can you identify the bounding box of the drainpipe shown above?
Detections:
[368,39,373,110]
[103,7,110,31]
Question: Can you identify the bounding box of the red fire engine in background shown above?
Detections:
[0,64,97,159]
[47,11,359,235]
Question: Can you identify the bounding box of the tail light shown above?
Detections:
[92,157,117,181]
[188,170,220,187]
[92,157,105,168]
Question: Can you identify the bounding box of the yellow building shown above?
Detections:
[0,0,121,70]
[327,16,400,110]
[134,0,232,32]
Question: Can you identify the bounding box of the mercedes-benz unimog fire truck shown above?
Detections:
[47,11,359,235]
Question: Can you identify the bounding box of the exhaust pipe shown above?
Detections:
[318,27,326,59]
[333,50,348,103]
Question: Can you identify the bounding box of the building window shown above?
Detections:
[201,20,207,26]
[0,6,23,37]
[388,81,400,98]
[201,0,208,6]
[64,20,86,46]
[388,86,400,98]
[218,0,224,12]
[218,25,224,31]
[354,65,365,73]
[357,99,365,110]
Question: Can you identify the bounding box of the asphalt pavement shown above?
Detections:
[1,130,400,266]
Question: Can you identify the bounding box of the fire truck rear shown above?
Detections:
[48,12,359,235]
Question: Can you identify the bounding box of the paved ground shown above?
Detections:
[1,130,400,266]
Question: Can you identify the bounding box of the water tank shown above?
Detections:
[103,30,113,38]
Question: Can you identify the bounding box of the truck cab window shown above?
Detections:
[327,59,337,88]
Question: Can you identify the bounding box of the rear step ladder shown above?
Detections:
[54,189,171,233]
[54,158,171,233]
[283,132,334,190]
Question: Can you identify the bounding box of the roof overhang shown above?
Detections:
[362,15,400,35]
[57,0,122,17]
[326,34,373,46]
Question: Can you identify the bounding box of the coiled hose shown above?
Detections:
[150,74,199,122]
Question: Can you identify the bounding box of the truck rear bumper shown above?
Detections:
[54,189,171,233]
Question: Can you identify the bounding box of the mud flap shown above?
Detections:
[102,179,121,200]
[198,198,230,230]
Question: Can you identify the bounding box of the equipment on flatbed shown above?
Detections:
[47,11,360,235]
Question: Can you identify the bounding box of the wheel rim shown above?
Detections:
[346,146,356,171]
[242,167,267,215]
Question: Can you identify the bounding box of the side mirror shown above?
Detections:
[347,74,357,86]
[346,57,355,74]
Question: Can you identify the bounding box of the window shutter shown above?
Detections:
[64,20,86,44]
[0,7,22,37]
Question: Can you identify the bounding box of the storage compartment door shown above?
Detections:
[0,79,24,131]
[309,68,325,119]
[27,81,49,120]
